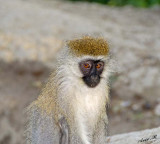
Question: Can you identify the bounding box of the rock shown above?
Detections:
[32,80,42,88]
[142,101,153,111]
[154,104,160,116]
[120,101,131,108]
[132,104,142,112]
[107,127,160,144]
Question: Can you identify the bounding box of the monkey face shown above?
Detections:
[79,59,104,88]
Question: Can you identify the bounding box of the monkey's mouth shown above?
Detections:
[83,74,100,88]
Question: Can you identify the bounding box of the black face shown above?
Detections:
[79,59,104,88]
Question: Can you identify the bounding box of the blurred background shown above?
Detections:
[0,0,160,144]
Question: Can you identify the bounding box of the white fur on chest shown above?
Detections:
[73,82,107,144]
[76,90,103,121]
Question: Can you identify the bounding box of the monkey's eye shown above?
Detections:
[83,63,90,69]
[96,63,102,69]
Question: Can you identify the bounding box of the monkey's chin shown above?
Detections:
[84,81,100,88]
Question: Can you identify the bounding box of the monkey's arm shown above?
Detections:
[93,114,108,144]
[26,104,60,144]
[59,117,69,144]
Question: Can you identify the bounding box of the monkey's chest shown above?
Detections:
[76,94,102,128]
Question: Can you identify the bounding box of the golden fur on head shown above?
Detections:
[67,36,109,56]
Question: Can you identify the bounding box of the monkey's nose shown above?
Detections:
[90,75,99,82]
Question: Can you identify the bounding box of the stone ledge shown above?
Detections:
[107,127,160,144]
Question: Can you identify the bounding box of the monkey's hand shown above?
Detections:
[59,117,69,144]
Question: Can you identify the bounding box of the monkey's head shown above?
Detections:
[57,36,111,89]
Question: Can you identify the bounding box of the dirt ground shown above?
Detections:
[0,61,51,144]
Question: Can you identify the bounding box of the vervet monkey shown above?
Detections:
[26,36,112,144]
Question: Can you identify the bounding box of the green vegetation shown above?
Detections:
[68,0,160,7]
